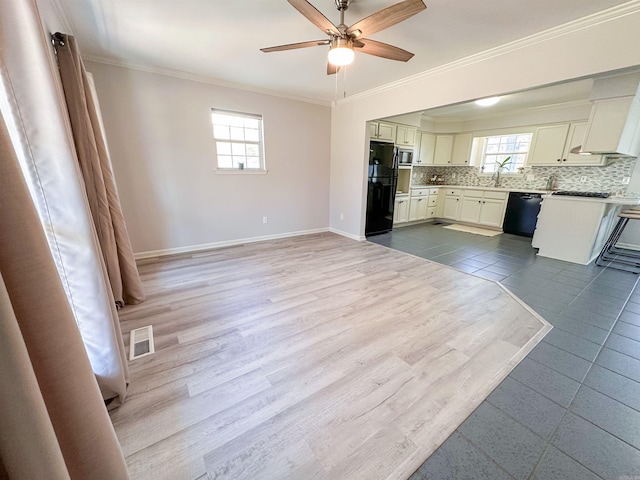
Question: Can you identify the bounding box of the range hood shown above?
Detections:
[574,72,640,158]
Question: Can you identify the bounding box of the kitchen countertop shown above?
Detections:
[410,184,640,204]
[542,194,640,205]
[410,185,549,194]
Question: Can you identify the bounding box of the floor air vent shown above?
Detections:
[129,325,155,360]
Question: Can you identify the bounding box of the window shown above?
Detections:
[478,133,532,174]
[211,109,264,170]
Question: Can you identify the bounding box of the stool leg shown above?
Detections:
[596,218,626,266]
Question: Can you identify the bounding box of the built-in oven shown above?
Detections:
[396,148,413,165]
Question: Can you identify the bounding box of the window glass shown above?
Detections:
[211,109,265,170]
[479,133,532,173]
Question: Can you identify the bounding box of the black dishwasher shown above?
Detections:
[502,192,543,237]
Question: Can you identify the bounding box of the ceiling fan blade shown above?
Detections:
[355,38,414,62]
[261,39,330,53]
[288,0,340,35]
[347,0,426,38]
[327,62,341,75]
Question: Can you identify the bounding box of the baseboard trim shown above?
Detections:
[329,227,366,242]
[134,228,330,260]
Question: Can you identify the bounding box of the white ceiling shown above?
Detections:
[56,0,632,103]
[417,78,595,122]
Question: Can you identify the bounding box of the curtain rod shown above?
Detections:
[51,32,65,47]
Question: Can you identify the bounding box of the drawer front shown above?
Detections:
[427,207,437,218]
[427,196,437,206]
[411,188,430,197]
[446,189,462,196]
[429,188,439,195]
[462,189,483,199]
[484,191,508,200]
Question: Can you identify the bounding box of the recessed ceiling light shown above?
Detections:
[475,97,500,107]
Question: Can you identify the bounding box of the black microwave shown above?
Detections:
[397,148,413,165]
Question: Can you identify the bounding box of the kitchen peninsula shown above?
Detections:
[532,194,640,264]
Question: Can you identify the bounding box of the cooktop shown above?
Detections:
[551,191,610,198]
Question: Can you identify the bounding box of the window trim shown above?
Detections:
[211,108,266,172]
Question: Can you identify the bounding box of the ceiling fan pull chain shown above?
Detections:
[343,64,348,99]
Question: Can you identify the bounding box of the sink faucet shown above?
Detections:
[492,170,502,187]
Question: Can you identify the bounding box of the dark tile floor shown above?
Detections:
[367,222,640,480]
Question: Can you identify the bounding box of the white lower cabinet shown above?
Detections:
[457,190,508,227]
[408,197,429,221]
[443,189,462,220]
[460,196,483,223]
[479,198,507,227]
[394,197,409,224]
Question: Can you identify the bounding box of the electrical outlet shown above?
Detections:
[580,176,588,183]
[340,213,344,221]
[263,216,268,224]
[623,177,631,185]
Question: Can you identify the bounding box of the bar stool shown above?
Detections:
[595,208,640,273]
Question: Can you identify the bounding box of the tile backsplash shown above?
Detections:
[412,158,637,193]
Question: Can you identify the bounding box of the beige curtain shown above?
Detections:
[1,0,129,404]
[0,113,129,478]
[55,33,145,308]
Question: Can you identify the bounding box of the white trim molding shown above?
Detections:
[134,228,330,260]
[329,227,366,242]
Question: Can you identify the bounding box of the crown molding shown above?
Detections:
[336,0,640,106]
[82,55,332,107]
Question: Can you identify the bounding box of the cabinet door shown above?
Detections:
[369,122,378,139]
[416,132,436,165]
[394,197,409,223]
[396,125,417,147]
[377,122,396,142]
[564,122,605,166]
[434,135,454,165]
[408,197,421,222]
[479,199,507,228]
[528,124,570,165]
[442,195,460,219]
[460,197,482,223]
[417,197,428,219]
[451,133,473,165]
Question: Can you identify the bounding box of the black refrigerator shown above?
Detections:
[365,141,398,236]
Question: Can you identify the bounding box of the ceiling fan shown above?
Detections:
[261,0,427,75]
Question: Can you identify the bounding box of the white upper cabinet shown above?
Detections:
[451,133,473,165]
[528,122,606,166]
[370,121,396,142]
[527,124,570,165]
[433,135,454,165]
[396,125,417,147]
[562,122,605,166]
[415,132,436,165]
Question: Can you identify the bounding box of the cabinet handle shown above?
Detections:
[556,158,561,162]
[562,158,567,162]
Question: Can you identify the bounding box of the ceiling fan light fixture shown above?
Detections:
[475,96,501,107]
[328,38,354,66]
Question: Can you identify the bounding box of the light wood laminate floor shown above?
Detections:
[112,233,550,480]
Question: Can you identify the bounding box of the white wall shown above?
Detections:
[330,6,640,238]
[85,62,331,255]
